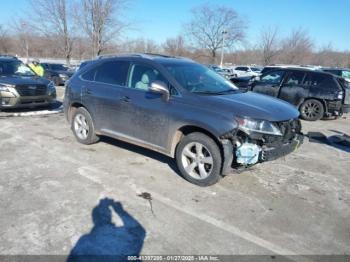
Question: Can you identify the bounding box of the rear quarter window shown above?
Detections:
[81,67,97,81]
[303,73,338,89]
[324,70,341,76]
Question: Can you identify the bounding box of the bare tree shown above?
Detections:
[122,38,159,54]
[280,28,313,64]
[0,25,11,54]
[29,0,73,65]
[259,26,280,65]
[184,4,245,63]
[76,0,128,57]
[163,36,187,56]
[12,19,32,62]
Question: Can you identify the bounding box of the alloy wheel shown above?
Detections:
[303,101,321,119]
[74,113,89,140]
[181,142,214,180]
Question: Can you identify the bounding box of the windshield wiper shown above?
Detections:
[192,91,220,95]
[215,89,238,94]
[193,89,238,95]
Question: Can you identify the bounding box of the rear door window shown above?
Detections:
[94,61,130,86]
[303,73,327,86]
[285,71,306,86]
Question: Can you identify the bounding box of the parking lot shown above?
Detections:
[0,87,350,260]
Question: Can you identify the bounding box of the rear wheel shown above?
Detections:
[71,107,99,145]
[175,132,222,186]
[300,99,324,121]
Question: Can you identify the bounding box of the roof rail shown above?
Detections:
[97,53,193,61]
[97,53,145,59]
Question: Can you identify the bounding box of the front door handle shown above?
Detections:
[86,88,92,95]
[120,96,131,102]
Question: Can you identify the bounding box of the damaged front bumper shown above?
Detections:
[261,134,304,161]
[220,118,304,174]
[221,133,304,174]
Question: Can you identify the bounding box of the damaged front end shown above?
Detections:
[220,117,304,173]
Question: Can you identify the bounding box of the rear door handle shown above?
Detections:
[120,96,131,102]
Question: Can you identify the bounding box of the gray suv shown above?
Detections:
[64,54,303,186]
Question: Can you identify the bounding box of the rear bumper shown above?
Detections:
[325,100,348,116]
[342,104,350,113]
[261,134,304,162]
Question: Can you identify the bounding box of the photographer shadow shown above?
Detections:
[68,198,146,262]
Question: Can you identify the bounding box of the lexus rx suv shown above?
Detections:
[64,54,303,186]
[0,56,56,110]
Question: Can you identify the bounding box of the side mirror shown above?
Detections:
[149,80,170,101]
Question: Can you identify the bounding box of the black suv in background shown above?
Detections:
[41,63,74,86]
[64,54,303,186]
[0,56,56,110]
[250,68,350,121]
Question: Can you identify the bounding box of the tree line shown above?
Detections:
[0,0,349,67]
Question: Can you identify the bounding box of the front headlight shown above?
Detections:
[236,117,282,136]
[0,83,15,92]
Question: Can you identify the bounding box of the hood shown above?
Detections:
[0,75,50,86]
[200,91,299,122]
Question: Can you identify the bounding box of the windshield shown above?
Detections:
[163,63,238,94]
[0,61,36,77]
[251,67,261,72]
[50,64,68,71]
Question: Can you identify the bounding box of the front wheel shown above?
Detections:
[300,99,324,121]
[175,132,222,186]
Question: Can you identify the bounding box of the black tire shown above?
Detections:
[300,99,324,121]
[71,107,99,145]
[175,132,222,186]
